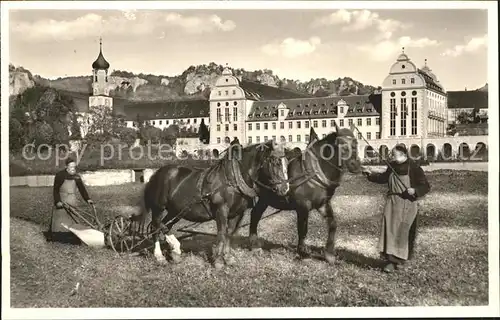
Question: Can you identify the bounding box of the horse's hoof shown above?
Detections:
[224,255,236,266]
[170,252,182,264]
[155,256,168,265]
[214,260,225,270]
[324,252,336,265]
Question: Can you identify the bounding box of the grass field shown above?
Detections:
[9,171,488,307]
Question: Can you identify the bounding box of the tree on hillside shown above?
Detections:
[456,111,473,124]
[198,118,210,144]
[70,112,82,140]
[85,105,123,146]
[9,118,24,151]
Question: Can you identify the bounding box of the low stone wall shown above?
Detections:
[10,169,151,187]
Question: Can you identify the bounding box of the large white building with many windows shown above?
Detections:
[115,49,487,159]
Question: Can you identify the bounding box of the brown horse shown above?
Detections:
[248,125,362,263]
[141,140,289,269]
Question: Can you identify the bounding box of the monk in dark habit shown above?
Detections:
[362,144,430,273]
[46,157,93,244]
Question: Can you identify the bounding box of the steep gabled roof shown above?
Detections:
[240,80,313,101]
[246,94,381,121]
[447,90,488,109]
[119,99,210,121]
[417,69,445,94]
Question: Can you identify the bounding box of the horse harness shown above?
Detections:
[287,142,345,191]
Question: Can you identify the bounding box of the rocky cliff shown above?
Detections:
[9,62,377,101]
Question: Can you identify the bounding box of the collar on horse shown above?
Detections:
[288,139,343,190]
[225,157,258,198]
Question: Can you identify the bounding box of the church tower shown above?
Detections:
[89,38,113,109]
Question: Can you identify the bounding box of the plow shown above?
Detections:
[59,200,282,255]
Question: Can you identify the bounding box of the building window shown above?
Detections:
[272,122,276,130]
[194,119,197,124]
[264,123,268,130]
[233,107,238,122]
[330,120,336,127]
[322,120,327,128]
[187,119,190,124]
[357,132,362,139]
[280,122,284,129]
[390,98,396,136]
[225,90,229,95]
[159,120,162,125]
[280,110,284,117]
[400,98,407,136]
[224,124,229,131]
[264,136,268,142]
[256,136,260,143]
[289,121,293,129]
[305,134,310,142]
[348,119,353,126]
[218,91,221,96]
[217,137,221,144]
[411,78,415,84]
[340,107,344,113]
[340,119,344,127]
[256,123,260,130]
[376,132,381,139]
[376,118,380,125]
[232,90,236,95]
[313,120,318,128]
[152,121,156,125]
[272,135,276,141]
[297,135,301,142]
[366,118,371,126]
[367,132,372,140]
[225,108,230,122]
[248,123,252,131]
[248,137,252,144]
[357,118,362,126]
[402,79,406,85]
[234,124,237,131]
[297,121,301,129]
[392,79,396,85]
[217,108,222,122]
[305,121,309,129]
[411,97,418,135]
[288,135,292,142]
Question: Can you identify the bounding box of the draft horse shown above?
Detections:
[249,125,362,264]
[141,140,289,269]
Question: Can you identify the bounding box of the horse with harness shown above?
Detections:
[248,124,363,263]
[137,139,289,269]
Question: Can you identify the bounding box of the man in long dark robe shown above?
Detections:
[363,145,430,273]
[47,158,93,244]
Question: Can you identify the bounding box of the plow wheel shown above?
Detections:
[108,215,137,253]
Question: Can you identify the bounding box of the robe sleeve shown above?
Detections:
[75,175,91,201]
[53,171,66,205]
[411,165,430,198]
[367,166,391,184]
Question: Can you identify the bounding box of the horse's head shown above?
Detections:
[335,124,362,173]
[320,124,362,174]
[231,140,289,196]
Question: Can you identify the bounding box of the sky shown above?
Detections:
[8,8,489,90]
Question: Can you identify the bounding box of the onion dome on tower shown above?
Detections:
[92,38,110,70]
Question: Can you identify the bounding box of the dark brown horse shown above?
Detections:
[141,140,289,269]
[248,125,362,263]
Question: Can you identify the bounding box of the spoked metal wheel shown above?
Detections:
[108,215,136,253]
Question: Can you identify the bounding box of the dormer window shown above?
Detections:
[330,110,336,114]
[305,104,309,108]
[248,115,253,118]
[313,104,317,107]
[322,110,327,115]
[314,111,319,115]
[297,112,302,116]
[322,103,326,107]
